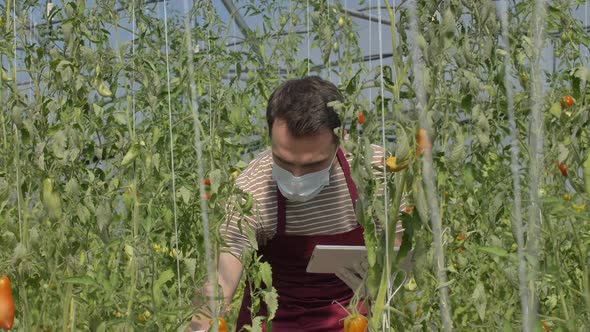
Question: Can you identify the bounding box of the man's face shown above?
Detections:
[271,118,337,177]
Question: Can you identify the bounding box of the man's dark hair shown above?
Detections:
[266,76,342,140]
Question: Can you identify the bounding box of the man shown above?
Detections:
[188,76,404,331]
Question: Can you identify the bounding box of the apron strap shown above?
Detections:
[276,147,358,236]
[336,147,358,209]
[277,186,287,235]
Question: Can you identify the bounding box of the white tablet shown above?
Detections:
[306,245,402,273]
[306,245,368,274]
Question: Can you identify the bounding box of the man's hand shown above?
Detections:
[335,260,368,298]
[185,253,243,332]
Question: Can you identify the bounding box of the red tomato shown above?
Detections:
[344,314,367,332]
[203,178,211,186]
[0,275,15,331]
[541,320,550,332]
[209,317,228,332]
[556,161,568,177]
[456,234,466,241]
[204,192,211,200]
[358,112,365,125]
[560,95,574,108]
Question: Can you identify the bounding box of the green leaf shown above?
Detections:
[77,204,91,223]
[571,65,590,81]
[441,8,455,38]
[395,127,409,162]
[184,258,196,280]
[246,225,258,251]
[243,316,264,332]
[209,169,222,194]
[549,102,562,118]
[449,124,465,164]
[121,144,139,166]
[584,152,590,196]
[477,246,508,257]
[413,178,429,224]
[177,186,192,205]
[51,130,67,159]
[345,69,362,95]
[96,202,111,231]
[92,103,103,117]
[471,282,487,321]
[259,262,272,288]
[475,113,490,148]
[65,178,80,197]
[263,289,278,320]
[124,244,135,259]
[153,269,175,307]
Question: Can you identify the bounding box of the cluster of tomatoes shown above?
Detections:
[203,178,211,200]
[0,276,14,330]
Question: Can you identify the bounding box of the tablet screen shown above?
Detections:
[306,245,368,274]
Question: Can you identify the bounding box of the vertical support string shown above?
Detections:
[306,0,310,75]
[132,0,136,136]
[183,0,217,326]
[525,0,547,330]
[376,1,392,328]
[13,0,23,247]
[407,1,452,330]
[161,0,183,302]
[496,2,528,331]
[327,0,332,81]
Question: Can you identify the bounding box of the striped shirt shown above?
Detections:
[220,144,406,257]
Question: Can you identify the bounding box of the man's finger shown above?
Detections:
[335,267,361,290]
[352,260,367,277]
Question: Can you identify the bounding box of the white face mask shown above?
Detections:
[272,147,338,202]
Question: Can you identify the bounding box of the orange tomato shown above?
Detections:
[0,275,15,331]
[357,112,365,125]
[456,234,466,241]
[344,314,367,332]
[209,317,228,332]
[560,95,574,108]
[416,128,432,156]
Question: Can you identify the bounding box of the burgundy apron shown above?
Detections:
[236,148,365,332]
